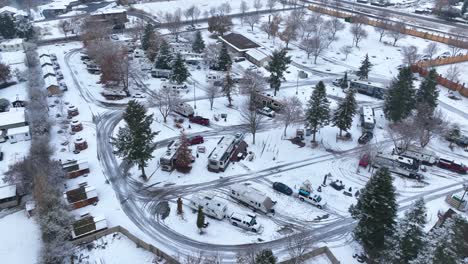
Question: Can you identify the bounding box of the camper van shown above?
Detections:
[394,146,438,165]
[188,193,227,220]
[173,102,194,117]
[207,136,237,172]
[206,71,224,85]
[160,147,178,171]
[360,106,375,130]
[229,183,276,214]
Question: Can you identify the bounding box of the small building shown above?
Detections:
[245,48,271,67]
[42,64,56,78]
[44,75,61,95]
[61,159,90,178]
[40,55,53,67]
[67,105,79,117]
[74,137,88,151]
[71,119,83,132]
[64,182,98,210]
[0,107,26,131]
[218,33,260,55]
[7,125,30,143]
[0,38,24,52]
[90,9,128,29]
[71,214,107,239]
[0,184,19,209]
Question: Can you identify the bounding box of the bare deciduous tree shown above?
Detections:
[414,105,446,147]
[340,45,353,60]
[280,96,303,137]
[401,45,420,65]
[165,9,182,41]
[300,35,327,63]
[447,28,467,56]
[445,64,461,82]
[152,86,181,123]
[245,13,260,31]
[279,15,299,49]
[389,22,406,46]
[388,119,418,154]
[329,17,345,42]
[267,0,278,11]
[423,42,439,59]
[286,232,311,264]
[240,69,266,97]
[58,19,72,37]
[240,0,249,26]
[375,10,391,42]
[218,2,231,15]
[254,0,263,12]
[350,22,368,48]
[241,98,264,145]
[207,84,220,110]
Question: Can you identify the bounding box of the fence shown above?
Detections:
[308,5,468,48]
[279,246,340,264]
[72,225,178,263]
[410,65,468,97]
[416,54,468,67]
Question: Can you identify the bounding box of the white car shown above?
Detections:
[132,93,145,98]
[228,212,263,233]
[257,107,275,117]
[299,194,326,209]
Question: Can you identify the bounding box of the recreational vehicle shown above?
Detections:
[173,102,194,117]
[151,68,172,78]
[160,147,178,171]
[188,193,227,220]
[207,136,237,172]
[229,183,276,214]
[360,106,375,130]
[394,146,439,165]
[161,81,187,93]
[350,80,386,99]
[254,91,283,111]
[373,154,423,179]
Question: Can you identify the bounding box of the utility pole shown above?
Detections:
[457,183,468,210]
[296,71,299,95]
[193,82,197,109]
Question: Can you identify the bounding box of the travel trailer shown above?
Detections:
[229,183,276,214]
[188,193,228,220]
[207,136,237,172]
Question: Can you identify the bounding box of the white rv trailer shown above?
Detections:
[173,102,194,117]
[373,154,423,179]
[160,146,178,171]
[254,91,283,111]
[207,136,237,172]
[394,146,438,165]
[229,183,276,214]
[360,106,375,130]
[188,193,227,220]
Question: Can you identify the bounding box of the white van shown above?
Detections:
[161,81,188,93]
[228,212,263,233]
[188,193,227,220]
[173,102,194,117]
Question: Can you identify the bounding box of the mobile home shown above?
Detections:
[64,182,98,210]
[160,147,178,171]
[71,214,107,239]
[394,145,439,165]
[229,183,276,214]
[61,160,90,178]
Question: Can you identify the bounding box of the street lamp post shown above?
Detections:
[457,183,468,210]
[296,71,299,95]
[193,83,197,109]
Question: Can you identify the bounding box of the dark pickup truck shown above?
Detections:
[437,158,467,174]
[189,116,209,126]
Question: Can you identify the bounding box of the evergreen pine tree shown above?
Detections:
[254,249,277,264]
[381,198,427,264]
[340,72,348,89]
[266,49,292,96]
[356,54,373,80]
[177,197,183,215]
[15,18,34,40]
[462,0,468,15]
[196,206,205,234]
[332,88,357,136]
[223,71,235,106]
[349,167,397,261]
[112,100,157,179]
[416,68,439,111]
[217,42,232,71]
[175,132,192,173]
[154,40,173,70]
[192,30,205,53]
[141,23,154,51]
[171,53,190,84]
[0,14,17,39]
[384,67,416,122]
[447,124,461,148]
[306,81,330,142]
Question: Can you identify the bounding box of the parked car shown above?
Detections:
[358,132,373,144]
[272,182,293,196]
[332,78,343,87]
[188,135,204,145]
[299,194,326,209]
[0,151,3,161]
[330,180,345,191]
[228,212,263,233]
[359,154,370,167]
[257,107,275,117]
[234,57,246,62]
[437,158,467,174]
[132,93,145,98]
[189,116,210,126]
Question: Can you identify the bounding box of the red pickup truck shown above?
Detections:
[437,158,467,174]
[189,116,210,126]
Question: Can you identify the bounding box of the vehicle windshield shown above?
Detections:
[314,195,322,202]
[249,216,257,226]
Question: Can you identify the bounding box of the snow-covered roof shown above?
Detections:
[7,125,29,135]
[0,184,17,200]
[361,106,374,124]
[0,108,25,128]
[208,135,237,162]
[0,6,27,17]
[39,0,75,11]
[44,75,58,88]
[40,56,52,66]
[42,65,55,77]
[219,33,260,52]
[246,48,270,62]
[91,8,126,16]
[1,38,23,46]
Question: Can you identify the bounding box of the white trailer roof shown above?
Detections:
[209,136,236,162]
[7,125,29,135]
[0,108,25,128]
[0,184,16,200]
